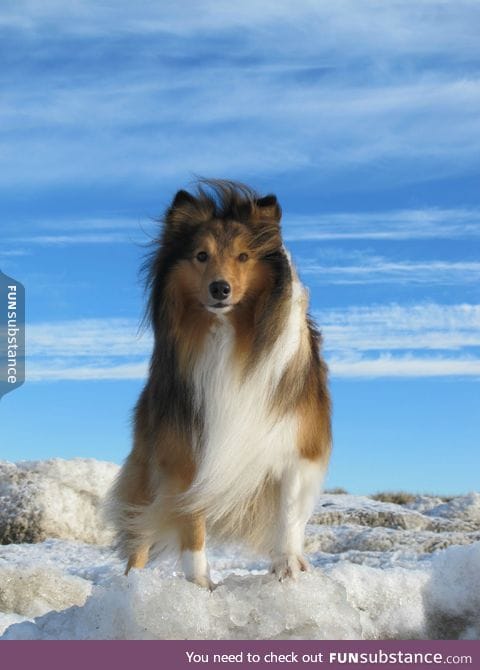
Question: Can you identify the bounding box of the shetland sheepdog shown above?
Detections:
[109,180,331,588]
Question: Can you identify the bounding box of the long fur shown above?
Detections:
[108,179,332,567]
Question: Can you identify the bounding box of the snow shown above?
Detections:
[0,458,117,544]
[0,458,479,640]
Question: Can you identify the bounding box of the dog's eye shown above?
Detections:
[238,253,249,263]
[196,251,208,262]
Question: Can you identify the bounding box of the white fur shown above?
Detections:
[272,459,325,579]
[181,549,212,587]
[206,304,233,314]
[187,276,313,529]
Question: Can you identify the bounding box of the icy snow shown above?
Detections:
[0,458,479,640]
[0,458,117,544]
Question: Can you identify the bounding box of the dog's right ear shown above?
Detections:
[166,189,213,230]
[171,189,197,209]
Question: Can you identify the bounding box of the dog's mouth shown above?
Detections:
[205,302,236,314]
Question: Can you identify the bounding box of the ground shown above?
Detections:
[0,459,479,640]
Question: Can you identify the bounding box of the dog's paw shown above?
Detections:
[271,554,310,581]
[187,574,216,591]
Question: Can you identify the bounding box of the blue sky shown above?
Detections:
[1,1,479,494]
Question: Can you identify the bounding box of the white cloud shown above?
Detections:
[284,208,480,241]
[11,207,480,246]
[36,217,149,231]
[302,259,480,285]
[26,319,150,381]
[0,249,30,257]
[15,233,137,245]
[1,4,480,188]
[3,75,480,179]
[27,361,148,381]
[27,318,151,357]
[26,304,480,381]
[330,354,480,379]
[322,303,480,379]
[2,1,480,59]
[27,318,151,356]
[27,354,480,382]
[318,303,480,352]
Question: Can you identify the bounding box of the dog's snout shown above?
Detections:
[209,280,231,301]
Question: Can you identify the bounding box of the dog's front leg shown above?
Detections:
[179,512,214,590]
[271,459,323,580]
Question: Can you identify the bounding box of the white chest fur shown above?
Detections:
[189,281,307,522]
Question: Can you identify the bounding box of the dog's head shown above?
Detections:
[159,180,285,315]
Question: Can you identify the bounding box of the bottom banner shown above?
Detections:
[0,640,478,670]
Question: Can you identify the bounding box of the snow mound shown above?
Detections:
[425,493,480,531]
[0,567,91,619]
[0,459,118,544]
[330,561,429,639]
[0,568,368,640]
[314,494,429,531]
[0,459,479,639]
[314,493,480,535]
[425,542,480,639]
[305,524,480,556]
[404,495,447,513]
[2,542,480,640]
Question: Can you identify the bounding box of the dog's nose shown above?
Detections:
[209,280,231,301]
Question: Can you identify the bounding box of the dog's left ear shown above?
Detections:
[250,194,283,254]
[255,194,282,224]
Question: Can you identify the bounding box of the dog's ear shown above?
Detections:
[255,194,282,224]
[171,189,197,209]
[166,189,213,229]
[249,194,282,254]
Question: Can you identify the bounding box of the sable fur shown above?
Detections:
[108,179,331,577]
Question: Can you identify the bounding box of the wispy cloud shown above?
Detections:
[319,303,480,352]
[26,304,480,381]
[322,302,480,378]
[0,249,30,257]
[35,217,149,231]
[284,208,480,241]
[27,318,150,381]
[329,354,480,379]
[9,207,480,247]
[302,259,480,286]
[28,318,150,357]
[14,233,138,246]
[1,3,479,188]
[5,213,156,246]
[2,1,479,58]
[27,361,148,381]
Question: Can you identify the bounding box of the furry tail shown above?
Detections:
[208,475,281,554]
[103,460,178,560]
[105,468,282,559]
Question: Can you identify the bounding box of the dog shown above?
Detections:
[109,179,331,588]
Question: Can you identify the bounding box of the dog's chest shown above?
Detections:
[192,317,244,417]
[193,282,305,407]
[189,292,308,499]
[192,315,299,470]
